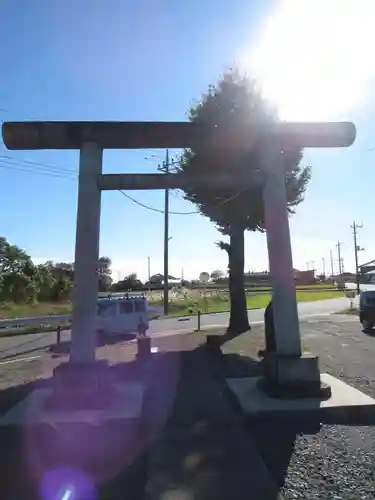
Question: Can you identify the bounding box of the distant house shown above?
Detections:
[359,260,375,284]
[245,269,317,286]
[244,271,271,286]
[149,273,178,283]
[340,272,356,281]
[359,260,375,276]
[293,269,315,285]
[148,273,180,288]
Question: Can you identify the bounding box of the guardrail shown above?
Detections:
[0,307,164,331]
[0,315,71,329]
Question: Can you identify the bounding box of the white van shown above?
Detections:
[96,294,149,339]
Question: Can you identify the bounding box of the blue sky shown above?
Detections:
[1,0,375,281]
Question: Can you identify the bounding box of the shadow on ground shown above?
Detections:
[0,349,180,500]
[0,331,318,500]
[48,333,137,356]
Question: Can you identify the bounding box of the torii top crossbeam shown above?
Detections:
[2,121,356,150]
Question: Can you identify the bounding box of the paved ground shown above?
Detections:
[1,312,374,499]
[0,297,352,365]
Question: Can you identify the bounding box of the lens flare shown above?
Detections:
[40,467,96,500]
[240,0,375,121]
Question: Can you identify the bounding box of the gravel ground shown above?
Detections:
[279,315,375,500]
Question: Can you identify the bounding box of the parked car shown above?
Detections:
[96,293,149,341]
[359,290,375,331]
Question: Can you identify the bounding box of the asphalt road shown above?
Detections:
[0,297,352,365]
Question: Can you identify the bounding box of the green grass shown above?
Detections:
[296,290,345,301]
[0,302,72,336]
[0,289,345,323]
[155,289,345,316]
[247,283,337,291]
[0,301,72,319]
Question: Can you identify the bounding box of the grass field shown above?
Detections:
[0,301,72,319]
[163,289,344,316]
[0,289,345,320]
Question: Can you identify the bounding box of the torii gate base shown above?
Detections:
[1,121,375,428]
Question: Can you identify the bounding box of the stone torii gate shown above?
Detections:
[2,120,356,399]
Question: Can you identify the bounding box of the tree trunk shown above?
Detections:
[228,224,250,334]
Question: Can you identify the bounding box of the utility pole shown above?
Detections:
[351,221,364,294]
[163,149,170,315]
[336,241,343,275]
[330,249,334,277]
[322,258,326,276]
[147,256,151,294]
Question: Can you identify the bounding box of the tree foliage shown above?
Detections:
[112,273,143,292]
[210,269,224,281]
[178,69,311,333]
[97,256,113,292]
[0,236,114,304]
[180,69,310,232]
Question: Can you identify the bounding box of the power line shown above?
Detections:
[119,191,197,215]
[1,153,251,217]
[0,154,77,173]
[120,182,249,215]
[0,162,75,180]
[0,159,76,181]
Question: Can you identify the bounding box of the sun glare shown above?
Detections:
[241,0,375,121]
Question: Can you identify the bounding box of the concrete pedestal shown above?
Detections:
[0,382,145,426]
[53,360,110,389]
[260,353,331,399]
[226,373,375,425]
[0,360,146,425]
[47,360,117,411]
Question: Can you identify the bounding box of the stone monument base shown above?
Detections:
[260,353,331,400]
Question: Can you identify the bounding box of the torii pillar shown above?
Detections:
[1,120,356,399]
